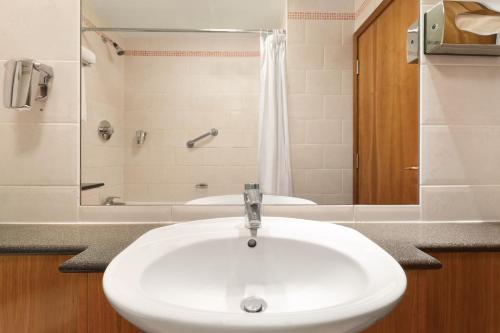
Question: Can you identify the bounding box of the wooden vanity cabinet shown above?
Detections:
[0,252,499,333]
[87,273,139,332]
[364,252,500,333]
[0,255,139,333]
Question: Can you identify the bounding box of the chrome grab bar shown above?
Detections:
[186,128,218,148]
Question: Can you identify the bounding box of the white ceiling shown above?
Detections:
[85,0,287,30]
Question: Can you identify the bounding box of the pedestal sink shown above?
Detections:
[103,217,406,333]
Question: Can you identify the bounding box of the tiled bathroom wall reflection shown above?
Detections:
[82,0,355,205]
[123,35,260,204]
[287,0,355,204]
[82,31,260,204]
[81,7,126,205]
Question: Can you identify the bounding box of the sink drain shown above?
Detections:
[241,297,267,313]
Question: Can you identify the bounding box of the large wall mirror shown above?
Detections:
[80,0,420,206]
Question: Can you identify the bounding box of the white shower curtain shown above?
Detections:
[258,30,292,196]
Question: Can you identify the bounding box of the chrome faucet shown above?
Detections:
[244,183,263,230]
[104,196,125,206]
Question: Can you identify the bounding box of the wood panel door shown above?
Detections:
[355,0,419,204]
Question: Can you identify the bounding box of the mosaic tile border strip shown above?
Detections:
[124,50,260,57]
[288,11,355,21]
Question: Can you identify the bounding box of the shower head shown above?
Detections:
[101,35,125,56]
[112,42,125,56]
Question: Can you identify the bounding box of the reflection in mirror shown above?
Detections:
[80,0,418,206]
[424,1,500,57]
[355,0,420,205]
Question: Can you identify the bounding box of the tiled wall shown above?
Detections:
[122,35,259,203]
[1,0,500,222]
[419,0,500,221]
[0,0,80,221]
[287,0,355,204]
[81,5,125,205]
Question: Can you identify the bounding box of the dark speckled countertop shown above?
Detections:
[0,222,499,272]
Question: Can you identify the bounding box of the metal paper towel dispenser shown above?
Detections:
[425,1,500,56]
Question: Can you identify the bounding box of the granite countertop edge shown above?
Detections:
[0,222,498,273]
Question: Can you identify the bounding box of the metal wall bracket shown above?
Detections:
[407,20,420,63]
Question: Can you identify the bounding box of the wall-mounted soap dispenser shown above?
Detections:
[425,1,500,56]
[3,59,53,110]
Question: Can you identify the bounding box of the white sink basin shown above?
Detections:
[103,217,406,333]
[185,194,317,205]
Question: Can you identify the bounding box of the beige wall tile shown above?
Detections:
[342,122,353,146]
[292,169,307,194]
[80,188,101,206]
[422,125,500,186]
[354,205,421,222]
[342,21,355,46]
[124,166,164,184]
[306,70,342,94]
[342,169,353,194]
[124,184,151,202]
[305,169,342,194]
[172,205,245,221]
[291,144,324,169]
[324,145,353,168]
[287,45,324,70]
[265,205,354,222]
[324,46,353,70]
[82,166,123,187]
[0,0,79,61]
[421,186,500,222]
[0,186,78,222]
[289,119,306,144]
[306,21,343,45]
[0,124,78,185]
[305,120,342,144]
[422,65,500,126]
[341,70,353,95]
[323,95,353,119]
[287,70,306,93]
[288,94,324,119]
[79,205,172,222]
[287,21,305,44]
[311,193,354,205]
